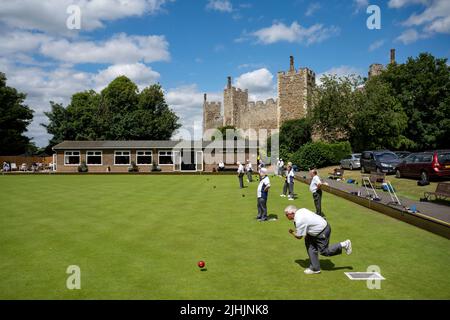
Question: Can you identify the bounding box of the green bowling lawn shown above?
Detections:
[0,174,449,299]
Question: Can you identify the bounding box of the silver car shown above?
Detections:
[340,154,361,170]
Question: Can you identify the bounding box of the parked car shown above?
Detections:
[360,150,401,174]
[340,153,361,170]
[395,151,411,159]
[395,150,450,181]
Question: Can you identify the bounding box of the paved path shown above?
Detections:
[294,171,450,224]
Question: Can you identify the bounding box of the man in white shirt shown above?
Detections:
[309,169,327,217]
[218,161,225,172]
[246,160,253,182]
[256,168,271,221]
[237,161,245,189]
[281,164,295,200]
[279,159,285,176]
[284,205,352,274]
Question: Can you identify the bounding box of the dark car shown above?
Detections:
[360,150,401,174]
[395,150,450,181]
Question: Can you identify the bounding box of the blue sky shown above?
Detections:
[0,0,449,146]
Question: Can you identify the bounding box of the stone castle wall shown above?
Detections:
[203,56,315,134]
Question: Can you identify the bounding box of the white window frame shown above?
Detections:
[158,150,174,166]
[114,150,131,166]
[136,150,153,166]
[64,150,80,166]
[86,150,103,166]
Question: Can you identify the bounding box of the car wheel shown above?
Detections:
[395,169,401,178]
[349,164,353,171]
[421,171,428,182]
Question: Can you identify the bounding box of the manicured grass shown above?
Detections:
[320,165,450,204]
[0,174,449,299]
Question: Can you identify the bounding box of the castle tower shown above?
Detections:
[368,63,384,79]
[277,56,315,128]
[390,48,396,65]
[203,93,223,133]
[223,76,248,127]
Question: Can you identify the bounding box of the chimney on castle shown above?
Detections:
[227,76,232,89]
[289,55,295,72]
[390,49,396,64]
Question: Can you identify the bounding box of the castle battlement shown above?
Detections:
[204,101,222,109]
[247,98,277,109]
[278,67,316,77]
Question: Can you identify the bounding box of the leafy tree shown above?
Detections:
[279,118,312,154]
[0,72,34,155]
[380,53,450,150]
[42,102,72,147]
[311,74,362,142]
[350,77,410,151]
[43,76,181,146]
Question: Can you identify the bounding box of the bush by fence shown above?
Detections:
[291,141,352,170]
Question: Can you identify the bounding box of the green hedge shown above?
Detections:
[291,141,352,170]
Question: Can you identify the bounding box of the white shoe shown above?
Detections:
[343,240,352,255]
[304,268,321,275]
[288,197,294,201]
[280,194,286,197]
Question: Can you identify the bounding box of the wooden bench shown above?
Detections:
[328,168,344,180]
[424,182,450,201]
[362,172,386,188]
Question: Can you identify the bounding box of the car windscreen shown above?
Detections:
[375,153,398,162]
[438,152,450,164]
[353,154,361,159]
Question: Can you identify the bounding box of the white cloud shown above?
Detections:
[403,0,450,32]
[305,3,321,17]
[94,63,160,90]
[166,84,222,139]
[395,28,423,44]
[40,33,170,64]
[0,0,173,34]
[390,0,450,43]
[206,0,233,13]
[235,68,273,92]
[0,30,170,65]
[368,39,385,51]
[388,0,428,9]
[353,0,369,13]
[316,65,363,85]
[0,31,51,55]
[251,21,340,45]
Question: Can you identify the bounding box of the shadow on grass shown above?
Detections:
[295,259,353,271]
[267,214,278,220]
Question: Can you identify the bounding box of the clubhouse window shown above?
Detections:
[159,151,173,165]
[64,151,80,165]
[86,151,102,165]
[137,151,153,165]
[114,151,131,165]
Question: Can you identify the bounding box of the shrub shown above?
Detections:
[78,161,88,173]
[328,141,352,163]
[290,141,352,170]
